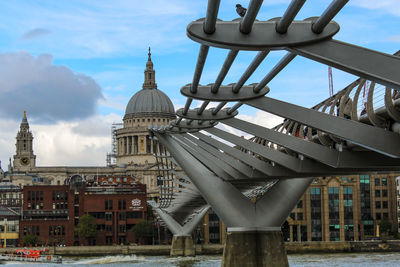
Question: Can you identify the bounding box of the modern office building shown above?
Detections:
[202,174,398,244]
[0,180,22,247]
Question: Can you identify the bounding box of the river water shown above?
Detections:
[3,252,400,266]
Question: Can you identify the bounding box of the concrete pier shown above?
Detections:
[170,235,195,256]
[222,231,288,267]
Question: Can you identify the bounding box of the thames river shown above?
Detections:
[3,252,400,266]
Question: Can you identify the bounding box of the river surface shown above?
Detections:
[3,252,400,266]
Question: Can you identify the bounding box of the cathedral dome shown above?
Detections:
[124,88,175,118]
[124,48,175,119]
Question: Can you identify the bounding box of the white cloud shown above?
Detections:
[1,1,200,58]
[21,28,51,40]
[237,110,283,130]
[351,0,400,16]
[387,36,400,43]
[0,114,122,168]
[0,51,103,122]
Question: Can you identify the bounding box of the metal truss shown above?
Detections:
[149,0,400,233]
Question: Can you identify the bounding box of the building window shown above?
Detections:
[119,212,126,221]
[376,201,381,209]
[290,213,295,220]
[297,200,303,209]
[376,213,381,220]
[375,190,381,197]
[328,187,340,241]
[310,187,322,241]
[375,178,380,186]
[382,178,387,186]
[126,211,142,219]
[297,212,303,220]
[382,190,387,197]
[343,185,354,240]
[383,201,388,209]
[360,175,370,184]
[310,188,320,195]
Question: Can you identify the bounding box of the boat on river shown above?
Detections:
[0,248,62,263]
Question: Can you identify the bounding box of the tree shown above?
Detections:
[131,220,154,244]
[22,234,39,246]
[380,218,392,235]
[75,214,98,245]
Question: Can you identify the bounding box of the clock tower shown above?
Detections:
[13,111,36,171]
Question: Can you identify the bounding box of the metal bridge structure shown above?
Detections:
[148,0,400,266]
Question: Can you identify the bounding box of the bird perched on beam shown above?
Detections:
[236,4,247,17]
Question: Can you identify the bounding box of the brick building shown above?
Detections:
[19,175,147,246]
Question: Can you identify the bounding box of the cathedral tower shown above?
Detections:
[116,49,175,166]
[13,111,36,171]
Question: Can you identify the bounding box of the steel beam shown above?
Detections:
[154,132,256,227]
[276,0,306,34]
[174,134,246,180]
[192,132,297,177]
[205,127,336,173]
[289,39,400,91]
[244,96,400,157]
[204,0,220,34]
[150,203,210,236]
[182,133,265,178]
[240,0,264,34]
[222,118,400,168]
[254,177,313,227]
[312,0,349,34]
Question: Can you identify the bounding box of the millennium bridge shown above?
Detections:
[147,1,400,266]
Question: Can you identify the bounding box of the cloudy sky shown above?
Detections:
[0,0,399,168]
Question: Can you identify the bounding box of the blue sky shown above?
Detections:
[0,0,399,167]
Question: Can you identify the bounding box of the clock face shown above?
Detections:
[20,157,30,166]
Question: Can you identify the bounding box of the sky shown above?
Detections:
[0,0,399,168]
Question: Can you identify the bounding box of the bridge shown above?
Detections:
[147,1,400,266]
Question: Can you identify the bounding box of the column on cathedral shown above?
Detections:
[134,136,138,154]
[128,136,132,154]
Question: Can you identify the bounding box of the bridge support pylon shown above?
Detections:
[222,230,287,267]
[155,133,313,266]
[170,235,195,257]
[148,201,210,256]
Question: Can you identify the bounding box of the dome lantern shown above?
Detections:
[143,47,156,89]
[124,49,175,120]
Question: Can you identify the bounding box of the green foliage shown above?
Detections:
[131,220,154,239]
[395,232,400,239]
[146,204,154,220]
[75,214,98,240]
[22,234,39,246]
[379,218,392,234]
